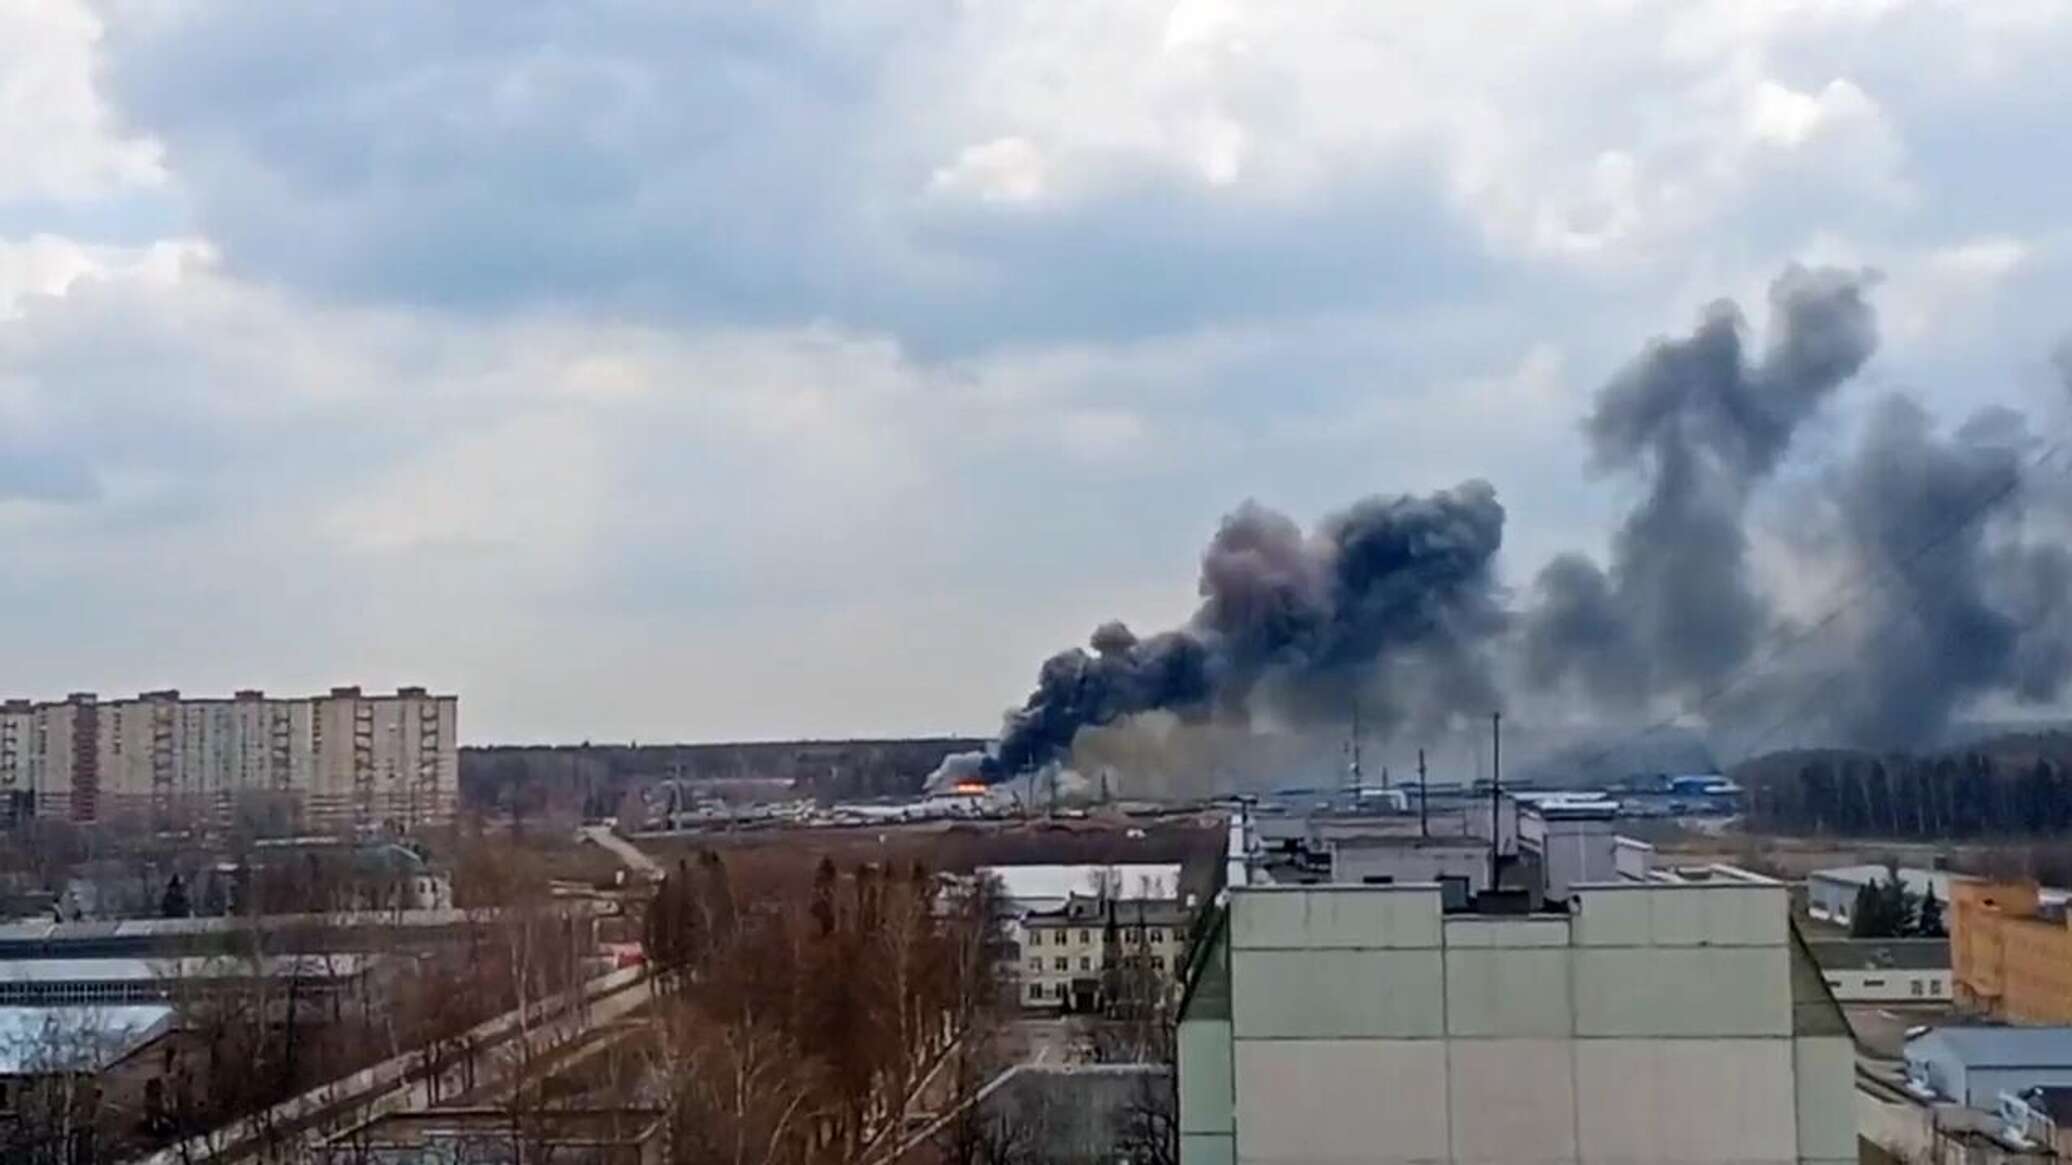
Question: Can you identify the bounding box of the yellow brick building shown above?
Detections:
[1951,880,2072,1023]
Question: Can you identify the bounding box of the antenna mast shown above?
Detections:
[1488,712,1503,892]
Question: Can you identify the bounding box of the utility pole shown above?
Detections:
[1418,748,1429,840]
[1347,704,1363,793]
[1489,711,1503,893]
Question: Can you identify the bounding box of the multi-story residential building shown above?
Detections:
[0,687,457,832]
[1177,869,1855,1165]
[1951,879,2072,1023]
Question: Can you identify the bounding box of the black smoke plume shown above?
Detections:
[955,265,2072,786]
[967,481,1506,780]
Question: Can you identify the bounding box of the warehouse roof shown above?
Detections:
[0,1005,173,1074]
[0,954,376,983]
[1909,1026,2072,1068]
[979,863,1182,908]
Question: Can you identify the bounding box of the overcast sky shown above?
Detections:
[2,1,2069,743]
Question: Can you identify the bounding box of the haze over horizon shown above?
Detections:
[5,2,2072,746]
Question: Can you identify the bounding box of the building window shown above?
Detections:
[1028,958,1040,973]
[1054,957,1067,972]
[1028,931,1041,947]
[1862,978,1886,988]
[1079,929,1090,944]
[1911,979,1924,997]
[1149,929,1164,943]
[1152,956,1165,971]
[1080,957,1091,972]
[1027,983,1042,1001]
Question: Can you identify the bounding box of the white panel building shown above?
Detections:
[1177,870,1856,1165]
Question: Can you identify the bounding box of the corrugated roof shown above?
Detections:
[1912,1026,2072,1068]
[0,1005,173,1074]
[0,954,377,982]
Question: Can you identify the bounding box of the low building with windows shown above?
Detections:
[1020,895,1190,1011]
[1807,938,1951,1003]
[978,863,1195,1012]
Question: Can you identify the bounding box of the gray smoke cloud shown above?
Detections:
[977,481,1507,779]
[967,264,2072,786]
[1525,265,1877,705]
[1782,397,2072,748]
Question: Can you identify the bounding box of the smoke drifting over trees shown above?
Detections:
[949,266,2072,785]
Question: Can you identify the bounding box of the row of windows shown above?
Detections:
[0,981,169,1004]
[1026,927,1171,947]
[1826,975,1944,996]
[1024,954,1168,975]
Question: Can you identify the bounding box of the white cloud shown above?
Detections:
[0,235,206,317]
[0,0,163,200]
[931,136,1048,203]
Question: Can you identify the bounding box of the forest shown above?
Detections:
[1736,734,2072,839]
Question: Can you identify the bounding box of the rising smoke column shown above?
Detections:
[1525,265,1878,706]
[1799,396,2072,748]
[964,480,1508,780]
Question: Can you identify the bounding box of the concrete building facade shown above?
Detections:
[0,687,457,832]
[1177,873,1855,1165]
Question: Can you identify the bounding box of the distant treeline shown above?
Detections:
[460,737,986,818]
[1736,733,2072,838]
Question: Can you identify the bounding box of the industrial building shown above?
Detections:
[0,686,457,831]
[1904,1026,2072,1107]
[0,954,385,1008]
[1804,865,1965,927]
[1806,939,1951,1003]
[1951,880,2072,1024]
[1176,870,1856,1165]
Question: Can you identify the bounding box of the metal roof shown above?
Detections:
[1910,1026,2072,1068]
[0,1005,173,1075]
[0,954,377,982]
[978,864,1181,905]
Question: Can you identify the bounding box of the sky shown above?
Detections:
[2,0,2070,744]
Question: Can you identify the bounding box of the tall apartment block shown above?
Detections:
[0,686,458,832]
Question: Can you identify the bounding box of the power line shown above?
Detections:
[1735,441,2072,758]
[1553,432,2071,774]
